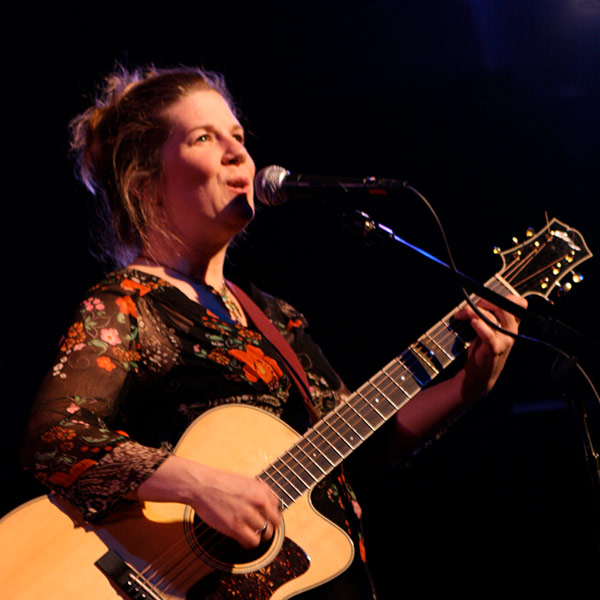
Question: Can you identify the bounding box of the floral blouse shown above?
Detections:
[20,269,369,570]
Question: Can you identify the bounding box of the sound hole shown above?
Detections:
[183,507,285,573]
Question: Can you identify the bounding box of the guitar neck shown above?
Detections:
[259,275,516,507]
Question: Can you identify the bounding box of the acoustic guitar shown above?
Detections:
[0,218,591,599]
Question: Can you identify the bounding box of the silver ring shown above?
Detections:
[256,520,268,536]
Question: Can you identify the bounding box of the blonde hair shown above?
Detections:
[69,63,237,268]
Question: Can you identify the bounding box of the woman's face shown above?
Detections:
[158,89,256,253]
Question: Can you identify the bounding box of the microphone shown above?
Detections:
[254,165,406,206]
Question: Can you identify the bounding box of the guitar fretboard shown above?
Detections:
[259,276,514,507]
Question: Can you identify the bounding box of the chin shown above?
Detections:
[229,193,255,224]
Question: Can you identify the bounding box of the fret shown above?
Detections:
[440,316,471,354]
[294,438,329,476]
[353,390,387,428]
[325,413,363,448]
[334,408,365,442]
[362,379,401,415]
[491,274,517,296]
[423,332,454,362]
[344,401,377,435]
[328,409,364,442]
[314,419,356,456]
[261,469,296,504]
[380,367,411,396]
[283,449,321,485]
[397,348,434,387]
[387,357,424,395]
[271,456,313,492]
[269,462,305,498]
[303,431,339,467]
[410,342,442,375]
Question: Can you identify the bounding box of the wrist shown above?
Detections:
[455,367,487,405]
[135,455,205,505]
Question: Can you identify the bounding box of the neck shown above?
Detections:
[131,246,247,326]
[135,244,229,290]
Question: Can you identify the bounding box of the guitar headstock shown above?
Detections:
[495,218,592,299]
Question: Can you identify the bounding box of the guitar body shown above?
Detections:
[0,405,354,599]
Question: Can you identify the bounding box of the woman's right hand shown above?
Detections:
[132,455,283,549]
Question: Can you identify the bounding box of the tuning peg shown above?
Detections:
[556,281,573,296]
[526,227,535,238]
[572,273,584,283]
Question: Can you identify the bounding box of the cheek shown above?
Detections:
[163,157,214,202]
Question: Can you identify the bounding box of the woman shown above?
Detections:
[20,64,526,598]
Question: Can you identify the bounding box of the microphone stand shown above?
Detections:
[343,208,600,362]
[344,207,600,544]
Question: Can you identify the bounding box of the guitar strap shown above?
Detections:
[226,281,320,424]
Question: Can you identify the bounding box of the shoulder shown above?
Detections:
[68,269,173,326]
[89,269,171,299]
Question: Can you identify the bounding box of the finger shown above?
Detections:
[237,520,268,549]
[258,520,275,542]
[254,518,269,537]
[254,484,284,528]
[242,518,273,547]
[456,304,501,339]
[265,495,284,527]
[457,296,524,336]
[477,295,527,326]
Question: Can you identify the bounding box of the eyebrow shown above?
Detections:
[187,123,244,136]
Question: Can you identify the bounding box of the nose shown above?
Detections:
[222,136,249,165]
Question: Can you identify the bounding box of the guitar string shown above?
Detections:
[132,244,557,591]
[154,548,202,596]
[139,277,521,587]
[137,546,196,596]
[249,270,533,498]
[133,280,503,592]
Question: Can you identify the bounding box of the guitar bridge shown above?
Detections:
[95,550,163,599]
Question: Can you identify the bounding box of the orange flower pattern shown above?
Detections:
[96,356,116,371]
[60,322,85,351]
[227,345,284,389]
[115,295,137,317]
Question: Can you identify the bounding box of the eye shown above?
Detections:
[233,133,245,145]
[196,133,210,143]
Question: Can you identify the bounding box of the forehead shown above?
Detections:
[163,89,241,131]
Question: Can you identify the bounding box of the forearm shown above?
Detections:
[129,455,210,504]
[393,370,473,455]
[130,455,283,549]
[393,293,526,456]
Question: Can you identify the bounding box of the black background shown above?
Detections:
[4,1,600,595]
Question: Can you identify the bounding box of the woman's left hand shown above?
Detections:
[454,294,528,401]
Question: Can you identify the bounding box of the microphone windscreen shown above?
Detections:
[254,165,290,206]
